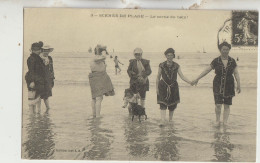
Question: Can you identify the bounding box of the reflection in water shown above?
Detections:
[81,118,113,160]
[124,117,150,158]
[153,125,180,161]
[211,127,234,162]
[23,112,55,159]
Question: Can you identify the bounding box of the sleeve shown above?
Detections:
[159,63,163,69]
[233,59,237,69]
[27,56,45,83]
[127,60,137,79]
[27,57,36,82]
[49,56,55,79]
[176,63,180,70]
[210,59,216,70]
[142,60,152,78]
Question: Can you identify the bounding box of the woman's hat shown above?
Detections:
[218,41,231,50]
[31,41,43,51]
[41,45,54,53]
[164,48,175,55]
[133,48,143,54]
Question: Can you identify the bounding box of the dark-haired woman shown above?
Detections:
[156,48,191,125]
[89,45,115,118]
[192,42,241,126]
[25,41,45,113]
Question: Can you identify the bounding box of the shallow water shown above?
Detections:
[22,51,257,161]
[22,85,256,161]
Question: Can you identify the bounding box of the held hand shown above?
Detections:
[190,80,195,86]
[29,82,35,88]
[236,86,241,94]
[191,79,199,86]
[187,80,192,86]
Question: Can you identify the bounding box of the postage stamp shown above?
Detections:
[232,11,258,46]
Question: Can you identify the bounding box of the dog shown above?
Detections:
[130,103,147,122]
[122,88,147,122]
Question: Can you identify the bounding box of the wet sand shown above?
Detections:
[22,84,256,161]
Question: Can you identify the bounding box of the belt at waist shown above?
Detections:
[161,78,176,100]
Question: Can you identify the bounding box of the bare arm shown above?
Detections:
[234,67,241,93]
[122,98,129,108]
[96,54,106,61]
[192,65,212,85]
[197,65,212,79]
[118,60,123,65]
[178,67,191,84]
[156,67,162,95]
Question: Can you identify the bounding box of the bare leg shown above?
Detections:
[215,104,222,125]
[160,110,166,125]
[223,104,230,126]
[115,68,117,75]
[92,98,96,118]
[29,105,36,114]
[169,110,174,122]
[96,96,103,118]
[44,98,51,110]
[36,99,41,113]
[128,105,132,115]
[140,99,145,108]
[118,66,121,72]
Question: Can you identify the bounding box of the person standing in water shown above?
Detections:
[114,56,124,75]
[156,48,192,125]
[89,45,115,118]
[192,41,241,126]
[127,48,152,108]
[39,45,55,113]
[25,41,45,113]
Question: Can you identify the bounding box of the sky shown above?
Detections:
[24,9,231,53]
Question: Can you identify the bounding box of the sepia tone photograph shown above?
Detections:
[22,8,258,161]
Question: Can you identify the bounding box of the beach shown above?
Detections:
[22,51,257,161]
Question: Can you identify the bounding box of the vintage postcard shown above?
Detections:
[22,8,258,161]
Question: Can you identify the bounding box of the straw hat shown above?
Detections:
[41,45,54,52]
